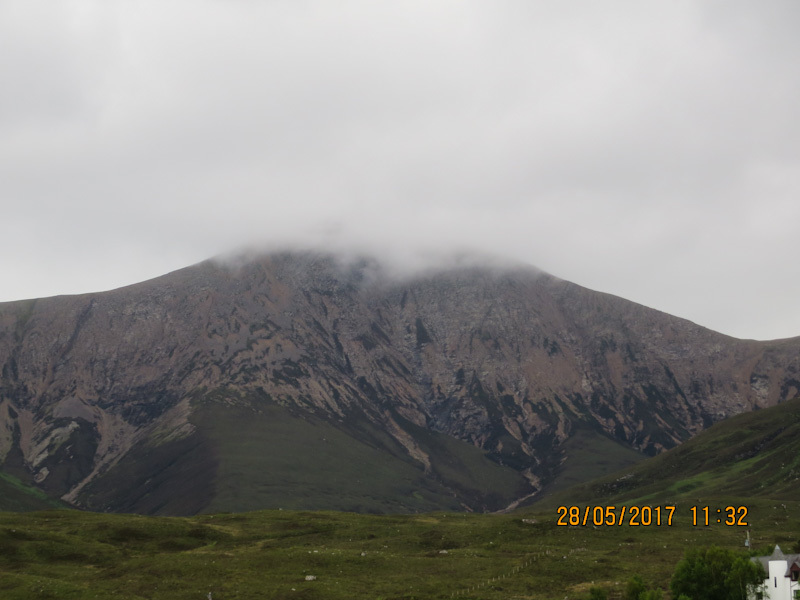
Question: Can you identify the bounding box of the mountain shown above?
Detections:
[533,395,800,509]
[1,251,799,514]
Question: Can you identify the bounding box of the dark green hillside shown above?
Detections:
[535,396,800,508]
[532,425,646,500]
[0,473,65,512]
[194,399,529,514]
[76,390,530,515]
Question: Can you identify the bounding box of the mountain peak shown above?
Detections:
[1,251,798,514]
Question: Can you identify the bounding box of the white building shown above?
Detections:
[751,545,800,600]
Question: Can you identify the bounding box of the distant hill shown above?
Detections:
[533,395,800,508]
[0,472,65,511]
[1,251,799,514]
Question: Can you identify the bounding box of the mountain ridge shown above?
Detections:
[1,251,798,513]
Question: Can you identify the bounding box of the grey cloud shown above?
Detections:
[1,1,798,340]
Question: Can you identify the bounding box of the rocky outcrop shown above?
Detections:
[1,252,798,513]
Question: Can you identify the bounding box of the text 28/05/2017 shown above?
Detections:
[556,505,749,527]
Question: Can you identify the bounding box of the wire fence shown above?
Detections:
[450,550,550,598]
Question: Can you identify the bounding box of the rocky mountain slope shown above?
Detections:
[1,252,798,514]
[532,395,800,509]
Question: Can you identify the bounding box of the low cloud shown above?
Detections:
[1,1,799,340]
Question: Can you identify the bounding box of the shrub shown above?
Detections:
[588,586,608,600]
[670,545,765,600]
[625,575,648,600]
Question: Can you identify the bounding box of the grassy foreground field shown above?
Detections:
[1,498,798,600]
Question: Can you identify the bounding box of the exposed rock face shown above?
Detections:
[1,252,798,513]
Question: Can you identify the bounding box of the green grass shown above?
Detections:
[0,499,797,599]
[194,400,462,514]
[533,396,800,510]
[533,425,646,501]
[74,390,532,515]
[189,391,531,514]
[0,473,65,512]
[78,389,530,515]
[3,399,800,598]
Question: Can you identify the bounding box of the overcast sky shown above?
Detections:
[1,1,798,340]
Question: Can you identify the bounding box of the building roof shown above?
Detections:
[785,560,800,578]
[750,545,800,576]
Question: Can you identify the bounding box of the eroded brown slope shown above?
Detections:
[1,252,798,513]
